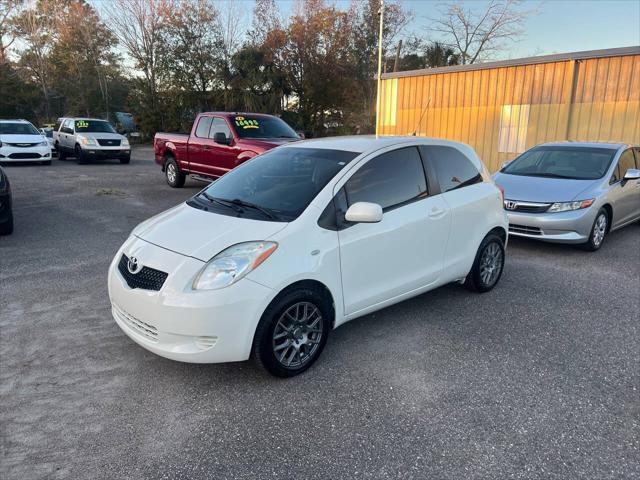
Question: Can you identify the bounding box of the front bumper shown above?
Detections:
[81,146,130,159]
[108,236,273,363]
[0,145,51,162]
[506,207,598,243]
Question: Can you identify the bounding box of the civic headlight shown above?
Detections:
[192,241,278,290]
[78,136,96,146]
[122,137,130,146]
[548,199,594,213]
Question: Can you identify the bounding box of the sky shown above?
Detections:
[275,0,640,59]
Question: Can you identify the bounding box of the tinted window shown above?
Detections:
[210,118,231,139]
[502,146,616,180]
[190,147,358,221]
[232,115,298,139]
[424,146,481,192]
[0,122,40,135]
[618,149,635,178]
[195,116,212,138]
[345,147,427,210]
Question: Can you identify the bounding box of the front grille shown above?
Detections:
[509,224,542,235]
[114,306,158,343]
[504,200,551,213]
[97,139,121,147]
[6,142,39,147]
[117,254,168,291]
[8,152,41,159]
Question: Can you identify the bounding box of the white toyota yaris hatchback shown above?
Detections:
[108,136,508,376]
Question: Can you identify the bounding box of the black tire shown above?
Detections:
[164,156,185,188]
[0,211,14,235]
[75,144,87,164]
[253,286,332,377]
[57,145,67,161]
[582,208,608,251]
[41,160,52,165]
[120,155,131,164]
[464,233,505,293]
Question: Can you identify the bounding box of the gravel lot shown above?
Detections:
[1,146,639,479]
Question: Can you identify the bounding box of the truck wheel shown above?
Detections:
[165,157,185,188]
[75,144,87,164]
[120,155,130,164]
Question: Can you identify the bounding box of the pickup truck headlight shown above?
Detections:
[122,137,130,146]
[78,136,97,146]
[192,241,277,290]
[548,199,594,213]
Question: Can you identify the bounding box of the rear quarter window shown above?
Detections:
[422,146,481,192]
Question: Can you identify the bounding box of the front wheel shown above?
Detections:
[464,233,505,293]
[75,145,87,164]
[253,287,331,377]
[583,208,608,251]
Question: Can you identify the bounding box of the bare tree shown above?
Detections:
[0,0,22,61]
[431,0,533,64]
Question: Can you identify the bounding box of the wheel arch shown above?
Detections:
[487,225,507,244]
[600,203,613,232]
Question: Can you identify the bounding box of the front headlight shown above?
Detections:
[38,140,48,147]
[122,137,130,146]
[78,136,96,146]
[548,199,594,213]
[192,241,278,290]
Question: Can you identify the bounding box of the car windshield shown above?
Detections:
[231,115,298,139]
[502,146,616,180]
[189,147,359,221]
[74,120,116,133]
[0,122,40,135]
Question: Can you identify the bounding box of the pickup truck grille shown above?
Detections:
[117,254,168,291]
[97,139,121,147]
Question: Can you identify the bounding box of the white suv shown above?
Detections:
[0,119,52,165]
[54,117,130,164]
[108,136,508,377]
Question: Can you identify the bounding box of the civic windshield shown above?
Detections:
[189,147,359,221]
[74,120,116,133]
[0,122,40,135]
[502,146,617,180]
[232,115,298,139]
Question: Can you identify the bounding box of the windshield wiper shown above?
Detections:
[226,198,280,220]
[199,192,244,213]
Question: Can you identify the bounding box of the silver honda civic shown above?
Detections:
[493,142,640,251]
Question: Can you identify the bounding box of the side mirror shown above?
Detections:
[345,202,383,223]
[623,168,640,181]
[213,132,231,145]
[296,131,305,139]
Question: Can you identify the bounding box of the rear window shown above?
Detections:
[74,120,116,133]
[502,146,616,180]
[0,122,40,135]
[232,115,298,140]
[190,147,358,221]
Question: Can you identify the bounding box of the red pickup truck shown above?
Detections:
[154,112,301,187]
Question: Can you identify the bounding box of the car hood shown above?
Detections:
[133,203,288,262]
[0,134,46,144]
[238,138,300,151]
[493,172,597,202]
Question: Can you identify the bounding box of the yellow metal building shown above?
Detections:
[377,46,640,172]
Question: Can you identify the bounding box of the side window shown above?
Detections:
[195,116,213,138]
[63,119,74,134]
[423,146,481,193]
[618,149,635,179]
[210,118,231,139]
[344,147,427,210]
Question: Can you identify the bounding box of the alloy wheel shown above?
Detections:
[479,242,503,287]
[166,163,177,184]
[272,301,323,368]
[592,213,607,247]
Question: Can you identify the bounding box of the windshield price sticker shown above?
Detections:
[76,120,89,129]
[235,116,259,129]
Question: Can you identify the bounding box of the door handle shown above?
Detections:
[428,207,446,219]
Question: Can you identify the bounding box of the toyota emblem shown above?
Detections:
[504,201,517,211]
[127,256,141,274]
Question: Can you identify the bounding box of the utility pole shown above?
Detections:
[375,0,385,139]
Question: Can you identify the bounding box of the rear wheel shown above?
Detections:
[583,208,608,251]
[253,287,331,377]
[165,156,185,188]
[464,233,505,292]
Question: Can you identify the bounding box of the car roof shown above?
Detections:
[281,135,473,154]
[537,141,632,150]
[201,112,279,119]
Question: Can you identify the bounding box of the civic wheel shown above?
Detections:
[254,286,331,377]
[164,156,185,188]
[465,233,505,293]
[583,209,608,251]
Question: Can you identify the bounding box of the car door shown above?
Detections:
[608,148,639,227]
[337,146,451,316]
[207,117,240,177]
[60,119,75,150]
[186,115,214,176]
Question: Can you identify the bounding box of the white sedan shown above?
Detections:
[108,136,508,376]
